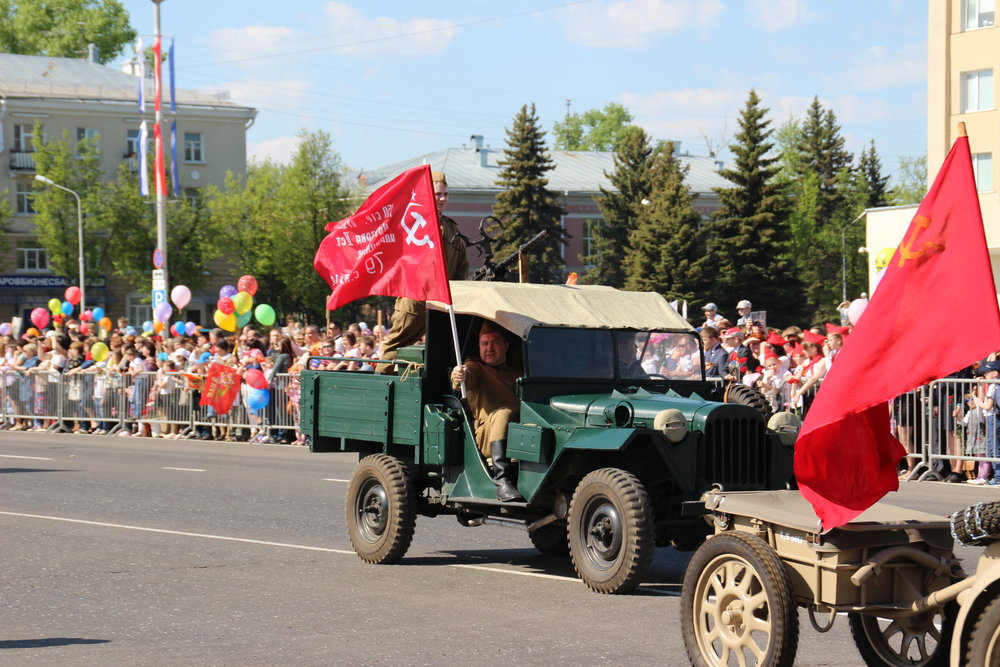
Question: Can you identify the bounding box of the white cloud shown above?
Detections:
[210,25,304,62]
[617,88,744,149]
[747,0,812,32]
[845,46,925,91]
[559,0,724,48]
[249,135,302,164]
[323,2,459,56]
[211,78,311,113]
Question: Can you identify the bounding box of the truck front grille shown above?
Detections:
[701,409,769,489]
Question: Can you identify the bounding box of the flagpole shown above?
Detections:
[959,121,967,138]
[448,304,467,399]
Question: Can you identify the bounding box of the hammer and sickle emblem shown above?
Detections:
[896,214,944,268]
[401,197,435,249]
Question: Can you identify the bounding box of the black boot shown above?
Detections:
[490,439,525,502]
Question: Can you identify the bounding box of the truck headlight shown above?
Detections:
[654,409,687,443]
[767,411,802,446]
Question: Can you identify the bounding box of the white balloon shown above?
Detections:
[847,298,869,326]
[171,284,192,310]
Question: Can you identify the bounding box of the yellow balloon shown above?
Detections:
[91,341,109,362]
[214,309,237,332]
[48,298,61,314]
[874,247,895,271]
[232,291,253,315]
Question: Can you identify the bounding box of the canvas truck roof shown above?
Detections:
[427,281,692,340]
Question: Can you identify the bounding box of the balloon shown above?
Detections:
[79,322,90,335]
[65,285,82,305]
[217,296,234,315]
[219,284,237,299]
[60,300,74,316]
[847,298,869,326]
[246,387,270,411]
[48,298,61,314]
[236,310,252,328]
[91,341,109,362]
[99,317,112,330]
[81,310,92,322]
[92,306,105,322]
[31,308,50,329]
[185,321,198,336]
[0,322,9,336]
[244,368,267,390]
[142,320,153,333]
[153,320,165,333]
[254,304,276,326]
[155,302,173,323]
[125,325,137,336]
[214,309,236,332]
[237,274,258,296]
[171,284,192,310]
[25,327,40,337]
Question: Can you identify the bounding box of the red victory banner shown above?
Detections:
[199,363,241,415]
[795,132,1000,530]
[314,164,452,312]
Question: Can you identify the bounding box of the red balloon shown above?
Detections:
[237,274,258,296]
[81,310,93,322]
[65,285,82,305]
[31,308,50,329]
[217,296,235,315]
[244,368,267,390]
[80,322,90,335]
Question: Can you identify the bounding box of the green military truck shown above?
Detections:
[301,281,797,593]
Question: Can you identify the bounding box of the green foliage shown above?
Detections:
[553,102,635,151]
[492,103,567,284]
[797,97,853,222]
[585,125,654,287]
[623,142,705,302]
[0,0,136,63]
[855,139,891,208]
[889,154,928,205]
[703,89,803,324]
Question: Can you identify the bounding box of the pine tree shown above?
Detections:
[492,103,566,284]
[798,97,852,221]
[703,89,803,323]
[623,142,705,303]
[856,139,890,208]
[585,125,654,287]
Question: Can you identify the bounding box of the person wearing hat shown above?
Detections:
[700,303,724,330]
[735,299,753,326]
[450,321,524,502]
[724,328,761,378]
[378,171,470,374]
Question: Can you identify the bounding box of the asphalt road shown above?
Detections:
[2,431,998,666]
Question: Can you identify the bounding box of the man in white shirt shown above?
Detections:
[701,303,724,329]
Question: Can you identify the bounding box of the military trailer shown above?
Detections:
[301,281,797,593]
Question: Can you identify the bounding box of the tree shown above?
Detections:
[585,125,655,287]
[553,102,634,151]
[889,155,928,205]
[703,89,802,324]
[623,142,705,303]
[797,97,853,222]
[0,0,136,64]
[492,103,566,284]
[856,139,891,208]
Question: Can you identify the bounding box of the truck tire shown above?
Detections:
[848,604,954,667]
[681,532,798,667]
[528,522,569,557]
[967,596,1000,667]
[568,468,653,594]
[950,502,1000,546]
[725,383,774,421]
[346,454,415,564]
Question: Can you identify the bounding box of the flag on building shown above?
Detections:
[136,37,144,111]
[795,133,1000,530]
[314,164,452,311]
[153,121,167,197]
[152,36,162,112]
[168,38,176,113]
[138,121,149,196]
[170,121,180,196]
[199,363,240,415]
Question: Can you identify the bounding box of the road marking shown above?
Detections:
[0,454,54,461]
[451,563,579,582]
[322,478,350,483]
[163,467,206,472]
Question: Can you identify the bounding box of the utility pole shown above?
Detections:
[151,0,169,319]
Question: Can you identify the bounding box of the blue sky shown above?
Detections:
[118,0,927,180]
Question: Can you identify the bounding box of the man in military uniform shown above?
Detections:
[377,171,469,374]
[450,321,525,502]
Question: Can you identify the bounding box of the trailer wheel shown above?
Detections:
[848,603,955,667]
[346,454,415,564]
[568,468,653,594]
[682,532,798,667]
[967,596,1000,667]
[725,383,774,421]
[528,522,569,557]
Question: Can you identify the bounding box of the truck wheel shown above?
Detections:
[849,604,954,667]
[681,532,798,667]
[346,454,415,564]
[724,383,774,421]
[528,522,569,557]
[568,468,652,594]
[950,501,1000,545]
[967,596,1000,667]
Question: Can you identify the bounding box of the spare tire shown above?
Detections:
[951,502,1000,546]
[724,383,774,421]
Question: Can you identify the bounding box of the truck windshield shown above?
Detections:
[526,328,703,380]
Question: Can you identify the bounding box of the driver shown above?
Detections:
[616,332,648,379]
[450,321,525,502]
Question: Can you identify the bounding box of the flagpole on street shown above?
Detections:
[448,304,467,399]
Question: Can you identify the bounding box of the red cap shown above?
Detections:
[825,323,851,335]
[788,343,805,356]
[803,330,826,344]
[723,327,743,338]
[766,331,787,346]
[764,348,779,361]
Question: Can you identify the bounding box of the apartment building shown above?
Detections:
[0,51,256,324]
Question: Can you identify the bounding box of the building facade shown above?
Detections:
[0,52,256,326]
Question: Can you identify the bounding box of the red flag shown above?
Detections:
[314,165,452,311]
[153,121,167,197]
[199,363,240,415]
[795,135,1000,530]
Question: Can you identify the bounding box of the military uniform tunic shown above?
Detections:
[452,359,521,456]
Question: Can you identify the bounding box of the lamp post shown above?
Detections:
[34,174,85,316]
[841,209,868,304]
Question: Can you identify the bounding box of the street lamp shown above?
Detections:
[34,174,85,316]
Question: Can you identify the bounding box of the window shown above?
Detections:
[183,132,204,162]
[127,298,152,328]
[126,128,140,156]
[16,241,48,271]
[962,70,994,112]
[581,219,602,265]
[76,127,99,155]
[13,123,40,152]
[974,153,994,192]
[15,181,34,214]
[183,187,200,206]
[965,0,996,30]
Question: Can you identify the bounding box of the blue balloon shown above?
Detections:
[60,300,74,316]
[142,320,153,333]
[92,307,105,321]
[246,387,270,411]
[125,325,137,336]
